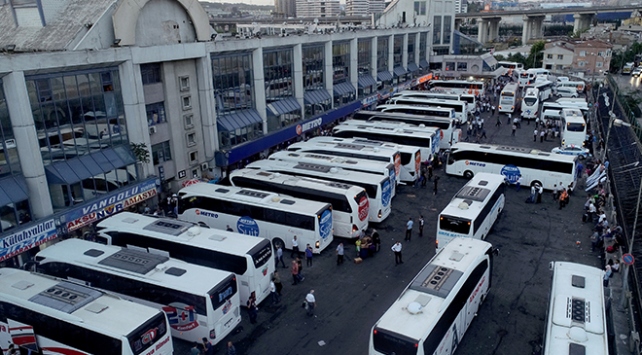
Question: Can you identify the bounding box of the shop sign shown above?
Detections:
[416,73,433,85]
[0,219,56,262]
[178,170,187,179]
[182,179,202,188]
[362,95,378,108]
[295,117,323,136]
[65,180,158,232]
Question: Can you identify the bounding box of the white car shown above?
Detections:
[633,68,642,77]
[551,145,591,159]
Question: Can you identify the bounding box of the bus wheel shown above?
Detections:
[272,237,285,251]
[464,170,474,179]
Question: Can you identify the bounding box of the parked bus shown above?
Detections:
[229,168,369,238]
[555,98,589,112]
[178,183,334,253]
[518,70,536,87]
[543,261,608,355]
[460,94,477,114]
[555,81,586,94]
[244,159,392,223]
[287,136,420,184]
[369,238,495,355]
[498,83,519,113]
[351,111,459,150]
[446,142,578,190]
[268,150,399,191]
[386,97,467,123]
[498,61,524,76]
[521,87,540,120]
[436,173,506,250]
[560,108,587,147]
[429,79,485,95]
[95,212,274,305]
[334,120,441,159]
[532,80,554,101]
[35,238,241,344]
[0,268,173,355]
[391,91,476,114]
[375,104,457,120]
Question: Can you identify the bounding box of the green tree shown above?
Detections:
[131,142,150,164]
[526,40,545,69]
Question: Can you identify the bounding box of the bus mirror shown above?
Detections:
[492,248,500,256]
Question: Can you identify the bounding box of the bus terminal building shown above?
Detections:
[0,0,463,264]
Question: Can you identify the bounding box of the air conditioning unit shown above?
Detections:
[201,162,209,171]
[149,126,157,134]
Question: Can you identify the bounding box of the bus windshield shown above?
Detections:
[439,215,471,234]
[502,92,515,97]
[524,97,537,106]
[209,275,238,310]
[250,239,273,268]
[128,312,169,355]
[566,123,585,132]
[373,328,418,355]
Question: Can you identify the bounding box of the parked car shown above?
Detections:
[632,67,642,78]
[551,145,591,159]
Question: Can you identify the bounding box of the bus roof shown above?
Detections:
[96,212,269,256]
[353,110,455,124]
[36,238,233,294]
[374,238,492,340]
[245,159,389,185]
[377,104,456,114]
[451,142,577,162]
[295,136,420,154]
[269,151,393,171]
[180,183,332,212]
[547,261,606,352]
[561,108,585,121]
[0,268,162,336]
[230,168,364,193]
[337,120,440,136]
[439,173,506,220]
[501,83,519,92]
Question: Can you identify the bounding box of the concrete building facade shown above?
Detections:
[543,39,612,74]
[295,0,341,18]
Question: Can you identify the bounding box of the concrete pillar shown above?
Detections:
[388,35,394,73]
[324,41,334,106]
[573,13,594,35]
[488,18,501,42]
[522,15,532,45]
[293,43,304,117]
[477,18,488,43]
[402,33,409,69]
[118,61,153,177]
[2,72,53,219]
[195,57,217,160]
[252,47,267,132]
[531,16,545,39]
[414,33,421,67]
[350,38,358,89]
[371,37,378,80]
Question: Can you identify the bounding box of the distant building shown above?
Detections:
[275,0,296,18]
[296,0,341,17]
[543,39,612,74]
[346,0,370,17]
[455,0,467,14]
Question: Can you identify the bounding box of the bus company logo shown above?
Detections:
[297,118,322,136]
[381,180,392,208]
[319,209,333,240]
[237,217,260,236]
[358,196,370,222]
[162,304,198,332]
[195,210,218,218]
[222,299,232,315]
[394,154,401,177]
[389,169,396,185]
[262,266,268,276]
[141,328,158,345]
[501,165,521,183]
[464,161,485,167]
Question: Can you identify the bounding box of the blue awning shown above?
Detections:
[419,59,429,69]
[377,71,393,81]
[217,109,263,132]
[358,75,378,88]
[267,97,301,116]
[407,62,420,72]
[304,90,332,105]
[45,148,137,185]
[394,66,408,77]
[0,175,29,207]
[333,82,355,96]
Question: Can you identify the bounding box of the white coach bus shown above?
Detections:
[96,212,275,305]
[35,238,241,345]
[436,173,506,250]
[178,183,334,253]
[499,83,519,113]
[229,168,369,239]
[446,142,578,190]
[369,238,495,355]
[543,261,608,355]
[0,268,173,355]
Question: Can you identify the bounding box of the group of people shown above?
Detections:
[190,338,237,355]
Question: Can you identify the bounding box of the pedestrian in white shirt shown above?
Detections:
[391,242,403,265]
[305,290,316,316]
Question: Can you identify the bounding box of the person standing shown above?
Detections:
[604,261,613,287]
[305,290,316,316]
[190,342,201,355]
[291,236,299,258]
[336,243,344,265]
[305,244,313,267]
[540,130,545,142]
[433,176,440,195]
[275,244,286,268]
[405,218,413,241]
[495,115,501,127]
[273,270,283,296]
[291,260,299,285]
[202,338,214,355]
[269,279,280,305]
[226,342,237,355]
[533,129,538,142]
[418,215,425,238]
[537,184,543,204]
[427,163,433,181]
[296,257,304,282]
[530,184,537,203]
[391,241,403,265]
[372,231,381,252]
[246,292,258,324]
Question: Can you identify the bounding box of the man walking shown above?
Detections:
[275,244,286,268]
[533,129,538,142]
[305,290,316,316]
[291,236,299,258]
[391,241,403,265]
[336,243,344,265]
[433,176,440,195]
[305,244,313,267]
[405,218,413,241]
[291,260,299,285]
[418,215,425,238]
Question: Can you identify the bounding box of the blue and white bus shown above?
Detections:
[178,183,334,253]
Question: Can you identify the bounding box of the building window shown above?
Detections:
[579,51,586,57]
[445,62,455,71]
[443,16,452,45]
[596,61,603,68]
[557,54,563,60]
[393,36,403,67]
[358,38,373,77]
[152,141,172,164]
[413,2,426,15]
[264,47,300,133]
[186,133,196,147]
[189,151,198,163]
[182,96,192,110]
[433,16,442,45]
[555,64,563,70]
[419,32,428,67]
[546,54,553,59]
[457,62,468,71]
[179,76,190,92]
[578,61,586,67]
[211,51,254,113]
[408,34,416,64]
[303,45,325,91]
[545,64,553,70]
[146,102,166,126]
[333,41,350,85]
[184,114,194,129]
[377,37,389,73]
[0,82,22,178]
[141,63,162,84]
